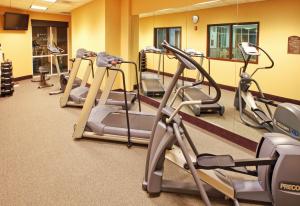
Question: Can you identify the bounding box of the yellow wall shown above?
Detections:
[120,0,140,90]
[139,0,300,100]
[71,0,138,90]
[71,0,105,55]
[71,0,105,80]
[105,0,121,55]
[0,6,70,78]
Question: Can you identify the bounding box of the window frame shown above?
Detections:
[207,22,260,64]
[154,26,182,52]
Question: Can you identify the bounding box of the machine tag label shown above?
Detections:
[279,182,300,192]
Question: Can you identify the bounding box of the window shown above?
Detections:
[208,25,230,59]
[208,23,259,62]
[154,27,181,51]
[32,20,69,76]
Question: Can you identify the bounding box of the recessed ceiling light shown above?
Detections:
[30,5,48,11]
[157,8,174,12]
[193,0,221,6]
[43,0,57,2]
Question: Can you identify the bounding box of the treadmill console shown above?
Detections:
[48,44,64,54]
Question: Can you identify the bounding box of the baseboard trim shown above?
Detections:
[140,95,257,152]
[13,75,32,81]
[147,69,300,105]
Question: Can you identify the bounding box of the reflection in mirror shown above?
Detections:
[138,0,300,148]
[232,23,258,61]
[232,0,300,144]
[208,25,231,59]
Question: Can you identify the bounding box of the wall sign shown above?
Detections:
[288,36,300,54]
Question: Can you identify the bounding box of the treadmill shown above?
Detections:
[73,52,155,147]
[176,48,224,116]
[48,44,82,95]
[60,51,137,109]
[139,46,165,97]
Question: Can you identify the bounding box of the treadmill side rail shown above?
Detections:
[60,58,82,107]
[73,68,107,139]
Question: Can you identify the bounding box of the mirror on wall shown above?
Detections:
[137,0,300,145]
[232,0,300,143]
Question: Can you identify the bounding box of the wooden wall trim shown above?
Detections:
[13,75,32,81]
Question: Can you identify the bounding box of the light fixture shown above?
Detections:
[192,15,199,24]
[43,0,57,2]
[157,8,174,12]
[30,5,48,11]
[193,0,221,6]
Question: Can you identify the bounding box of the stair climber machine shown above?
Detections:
[139,46,165,97]
[234,42,300,139]
[175,48,224,116]
[143,41,300,206]
[48,43,82,95]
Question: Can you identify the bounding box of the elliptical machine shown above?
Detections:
[48,43,82,95]
[143,41,300,206]
[234,42,300,139]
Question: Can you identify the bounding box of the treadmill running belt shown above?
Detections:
[143,79,164,91]
[107,91,136,104]
[87,105,154,138]
[184,87,212,101]
[102,113,154,131]
[69,86,136,106]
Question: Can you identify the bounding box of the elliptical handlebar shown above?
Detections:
[162,41,221,105]
[238,42,274,77]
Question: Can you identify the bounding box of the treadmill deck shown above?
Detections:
[69,86,136,107]
[142,79,165,97]
[178,86,224,116]
[87,105,155,139]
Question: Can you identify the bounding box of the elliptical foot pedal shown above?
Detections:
[196,153,235,169]
[252,108,272,124]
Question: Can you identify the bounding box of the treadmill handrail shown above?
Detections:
[162,41,221,105]
[118,61,141,112]
[166,100,203,124]
[169,84,193,107]
[82,57,95,78]
[169,79,204,108]
[182,50,207,84]
[140,49,162,75]
[106,66,131,147]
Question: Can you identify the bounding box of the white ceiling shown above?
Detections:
[0,0,265,16]
[139,0,265,18]
[0,0,93,15]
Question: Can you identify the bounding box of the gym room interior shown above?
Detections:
[0,0,300,205]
